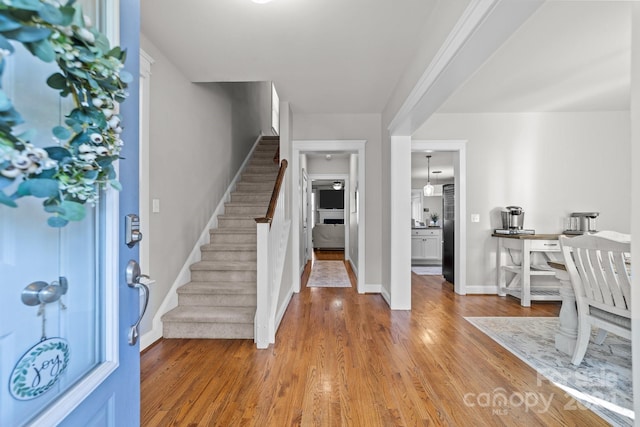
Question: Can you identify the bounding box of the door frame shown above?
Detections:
[291,140,366,294]
[139,49,154,281]
[387,138,466,310]
[412,140,467,296]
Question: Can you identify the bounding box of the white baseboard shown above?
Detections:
[140,133,264,352]
[380,285,391,306]
[464,285,498,294]
[362,282,381,293]
[349,259,358,277]
[274,285,294,338]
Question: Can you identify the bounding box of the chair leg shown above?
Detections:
[594,328,607,345]
[571,322,592,366]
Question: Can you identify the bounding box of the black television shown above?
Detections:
[319,189,344,209]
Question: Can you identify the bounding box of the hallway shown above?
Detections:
[140,271,605,426]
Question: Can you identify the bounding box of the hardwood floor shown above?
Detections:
[141,265,607,426]
[312,249,346,261]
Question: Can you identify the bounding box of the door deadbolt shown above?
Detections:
[125,214,143,248]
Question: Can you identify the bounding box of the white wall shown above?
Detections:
[414,111,631,288]
[293,113,382,287]
[139,34,266,337]
[219,81,273,154]
[307,156,349,175]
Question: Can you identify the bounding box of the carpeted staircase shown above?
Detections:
[161,136,279,339]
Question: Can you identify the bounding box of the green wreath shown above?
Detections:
[0,0,130,227]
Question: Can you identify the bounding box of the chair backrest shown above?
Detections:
[559,232,631,312]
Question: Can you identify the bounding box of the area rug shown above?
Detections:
[411,266,442,275]
[307,261,351,287]
[465,317,633,426]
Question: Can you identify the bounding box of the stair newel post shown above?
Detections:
[254,158,288,349]
[255,220,270,349]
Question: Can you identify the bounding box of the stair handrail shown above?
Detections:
[255,159,288,226]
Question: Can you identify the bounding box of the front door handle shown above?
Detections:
[125,259,150,345]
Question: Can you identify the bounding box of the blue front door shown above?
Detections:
[0,1,141,426]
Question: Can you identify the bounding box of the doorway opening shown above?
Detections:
[309,174,349,253]
[291,140,366,294]
[410,151,456,281]
[306,175,350,284]
[409,140,467,296]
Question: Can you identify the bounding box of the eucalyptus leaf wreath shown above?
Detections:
[0,0,130,227]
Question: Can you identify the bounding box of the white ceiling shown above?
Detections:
[437,1,631,114]
[140,0,438,114]
[141,1,631,122]
[411,1,630,181]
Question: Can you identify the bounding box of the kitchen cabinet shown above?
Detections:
[411,228,442,262]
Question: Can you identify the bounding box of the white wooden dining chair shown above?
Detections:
[559,232,631,366]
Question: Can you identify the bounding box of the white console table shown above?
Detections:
[494,234,563,307]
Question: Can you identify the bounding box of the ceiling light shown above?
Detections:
[333,181,343,190]
[325,154,332,161]
[423,155,434,197]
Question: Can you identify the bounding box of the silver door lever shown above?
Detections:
[125,259,150,345]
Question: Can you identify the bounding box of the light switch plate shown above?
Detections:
[152,199,160,213]
[471,214,480,223]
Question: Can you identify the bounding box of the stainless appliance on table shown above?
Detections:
[495,206,535,235]
[563,212,599,235]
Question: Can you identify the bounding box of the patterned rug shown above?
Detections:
[411,266,442,275]
[465,317,633,426]
[307,261,351,287]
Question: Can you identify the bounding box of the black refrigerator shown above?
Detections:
[442,184,455,284]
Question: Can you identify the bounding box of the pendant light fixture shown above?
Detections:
[333,181,343,190]
[423,155,434,196]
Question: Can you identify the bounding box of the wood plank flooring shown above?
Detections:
[141,254,606,426]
